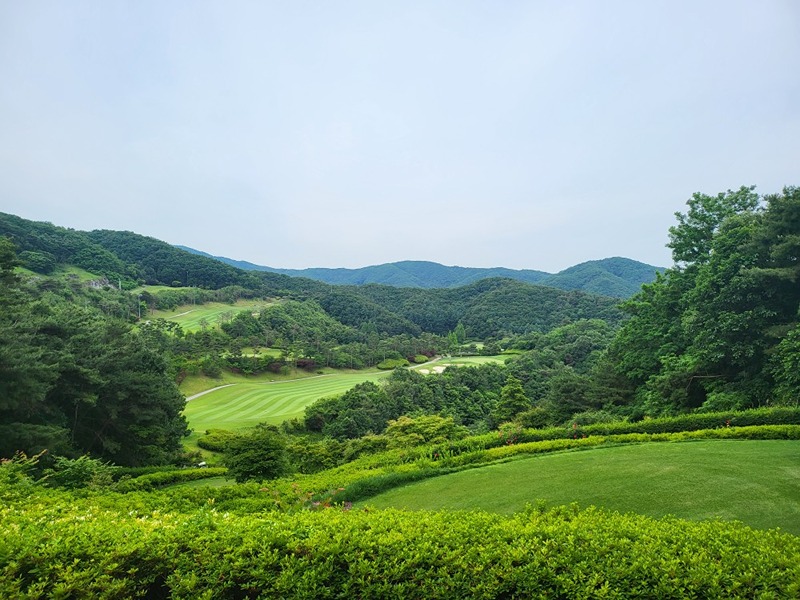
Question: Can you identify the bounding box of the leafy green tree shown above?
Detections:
[492,376,531,425]
[0,239,57,435]
[668,186,760,266]
[384,415,468,448]
[539,369,594,424]
[608,186,800,415]
[18,250,56,274]
[223,425,290,483]
[771,324,800,405]
[454,322,467,344]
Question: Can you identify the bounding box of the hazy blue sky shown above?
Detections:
[1,1,798,272]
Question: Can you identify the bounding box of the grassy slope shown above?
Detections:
[183,357,509,435]
[421,355,508,368]
[183,371,392,434]
[146,299,271,332]
[360,440,800,534]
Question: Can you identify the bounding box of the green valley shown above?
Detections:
[2,184,800,597]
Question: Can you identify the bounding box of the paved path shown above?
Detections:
[185,384,237,402]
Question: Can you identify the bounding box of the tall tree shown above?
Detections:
[609,186,800,415]
[492,376,531,425]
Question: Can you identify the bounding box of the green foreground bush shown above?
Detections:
[2,490,799,599]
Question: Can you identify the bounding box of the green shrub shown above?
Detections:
[112,464,185,481]
[197,428,236,452]
[376,358,410,370]
[222,425,289,483]
[578,406,800,435]
[41,455,117,490]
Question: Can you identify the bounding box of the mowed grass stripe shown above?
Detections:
[188,389,285,421]
[187,378,345,419]
[360,440,800,534]
[189,391,312,424]
[184,372,389,432]
[226,392,309,420]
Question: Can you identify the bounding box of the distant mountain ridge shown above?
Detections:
[0,211,627,337]
[175,246,664,298]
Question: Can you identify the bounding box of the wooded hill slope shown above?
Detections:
[0,212,624,338]
[178,246,663,298]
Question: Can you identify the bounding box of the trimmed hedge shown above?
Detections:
[116,467,227,492]
[1,494,798,598]
[376,358,410,370]
[433,406,800,458]
[580,406,800,435]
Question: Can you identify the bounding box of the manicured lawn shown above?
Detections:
[361,440,800,534]
[413,355,507,373]
[183,370,391,435]
[179,366,312,398]
[145,300,273,332]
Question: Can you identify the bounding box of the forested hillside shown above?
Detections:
[2,187,800,598]
[543,257,665,297]
[0,212,623,339]
[0,211,625,465]
[0,238,188,465]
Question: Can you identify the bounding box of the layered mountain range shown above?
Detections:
[177,247,664,298]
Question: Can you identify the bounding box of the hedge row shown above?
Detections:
[116,467,227,492]
[580,406,800,435]
[288,425,800,504]
[2,494,798,598]
[432,406,800,458]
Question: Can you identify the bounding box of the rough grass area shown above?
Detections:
[360,440,800,534]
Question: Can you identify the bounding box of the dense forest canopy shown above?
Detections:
[0,238,188,465]
[608,186,800,414]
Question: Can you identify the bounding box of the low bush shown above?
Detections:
[376,358,410,370]
[112,464,184,481]
[437,406,800,458]
[115,467,227,492]
[197,428,237,452]
[579,406,800,436]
